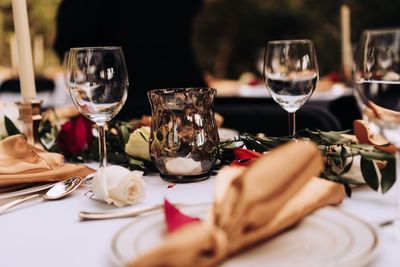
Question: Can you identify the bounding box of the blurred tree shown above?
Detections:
[0,0,61,70]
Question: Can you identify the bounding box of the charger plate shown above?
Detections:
[110,204,378,267]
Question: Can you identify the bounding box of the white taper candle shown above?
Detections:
[340,4,353,79]
[11,0,37,100]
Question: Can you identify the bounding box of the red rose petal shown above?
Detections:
[164,199,200,233]
[230,158,259,167]
[56,115,93,155]
[230,148,262,166]
[233,147,262,159]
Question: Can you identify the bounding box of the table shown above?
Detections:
[0,170,399,267]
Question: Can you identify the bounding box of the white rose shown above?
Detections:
[125,126,151,161]
[0,102,22,138]
[92,165,146,207]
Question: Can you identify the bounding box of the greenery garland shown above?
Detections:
[5,115,394,197]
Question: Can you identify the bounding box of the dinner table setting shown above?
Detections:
[2,1,400,267]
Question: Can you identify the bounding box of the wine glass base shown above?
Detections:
[160,172,211,183]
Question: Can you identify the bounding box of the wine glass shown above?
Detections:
[354,28,400,232]
[263,40,319,137]
[66,47,129,168]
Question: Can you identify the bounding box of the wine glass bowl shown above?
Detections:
[66,47,129,167]
[263,40,318,136]
[354,29,400,147]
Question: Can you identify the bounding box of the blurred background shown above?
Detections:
[0,0,399,135]
[0,0,398,79]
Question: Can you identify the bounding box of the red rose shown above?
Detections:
[57,115,94,155]
[230,147,262,166]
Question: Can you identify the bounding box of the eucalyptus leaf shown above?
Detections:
[318,130,352,145]
[340,145,347,163]
[380,158,396,193]
[120,124,130,144]
[360,151,395,161]
[242,139,268,152]
[360,157,379,191]
[343,183,352,197]
[4,116,21,136]
[349,143,375,151]
[339,158,354,175]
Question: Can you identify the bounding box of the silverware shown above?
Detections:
[0,176,82,214]
[79,203,188,221]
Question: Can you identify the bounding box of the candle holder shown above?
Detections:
[16,99,42,147]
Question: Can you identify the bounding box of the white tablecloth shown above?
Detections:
[0,171,399,267]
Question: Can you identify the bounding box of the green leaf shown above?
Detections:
[4,116,21,136]
[343,183,352,197]
[318,130,352,145]
[340,145,347,163]
[360,157,379,191]
[339,158,354,176]
[349,143,375,151]
[380,158,396,193]
[242,139,268,152]
[360,151,395,161]
[120,124,130,144]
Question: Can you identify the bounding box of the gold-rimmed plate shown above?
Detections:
[110,204,378,267]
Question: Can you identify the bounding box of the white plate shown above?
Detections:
[110,205,378,267]
[0,182,56,200]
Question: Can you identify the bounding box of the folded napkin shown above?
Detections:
[0,135,94,188]
[129,140,345,267]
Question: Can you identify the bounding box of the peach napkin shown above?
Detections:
[129,140,345,267]
[0,135,94,188]
[353,119,396,154]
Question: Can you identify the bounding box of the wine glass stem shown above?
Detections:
[288,112,296,137]
[98,123,107,168]
[394,149,400,238]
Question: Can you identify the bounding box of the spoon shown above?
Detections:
[0,176,82,214]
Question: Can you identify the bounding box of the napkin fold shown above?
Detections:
[129,140,345,267]
[0,135,94,187]
[353,119,396,154]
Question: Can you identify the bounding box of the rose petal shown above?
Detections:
[230,158,259,167]
[92,167,110,203]
[164,199,200,233]
[230,148,262,166]
[92,166,146,207]
[57,115,93,155]
[233,147,262,159]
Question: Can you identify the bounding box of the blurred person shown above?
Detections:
[54,0,207,120]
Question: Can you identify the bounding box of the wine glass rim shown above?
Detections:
[267,39,313,44]
[69,46,123,51]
